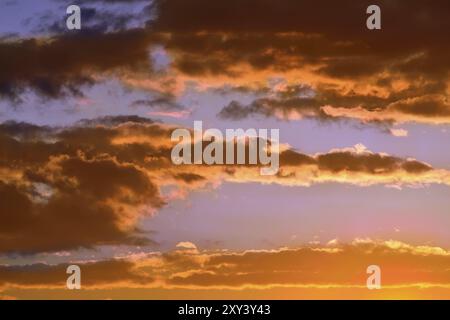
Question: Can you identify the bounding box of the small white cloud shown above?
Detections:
[176,242,197,250]
[390,128,409,137]
[327,143,371,155]
[354,143,368,154]
[327,239,339,246]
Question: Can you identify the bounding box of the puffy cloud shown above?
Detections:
[218,82,450,125]
[0,117,168,254]
[0,155,164,254]
[0,29,155,101]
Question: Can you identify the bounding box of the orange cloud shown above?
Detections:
[2,239,450,299]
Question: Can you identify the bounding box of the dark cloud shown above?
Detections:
[218,83,450,125]
[0,29,153,101]
[150,0,449,124]
[388,95,450,118]
[152,0,449,73]
[316,152,431,174]
[130,96,183,111]
[0,156,163,254]
[173,173,206,184]
[153,0,450,45]
[0,259,153,288]
[75,115,156,127]
[0,117,168,254]
[219,97,323,121]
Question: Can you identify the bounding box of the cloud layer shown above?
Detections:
[1,0,448,125]
[1,116,449,254]
[2,239,450,299]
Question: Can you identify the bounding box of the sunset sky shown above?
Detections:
[0,0,450,300]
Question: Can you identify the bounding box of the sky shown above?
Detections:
[0,0,450,300]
